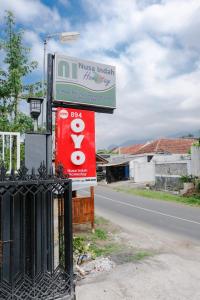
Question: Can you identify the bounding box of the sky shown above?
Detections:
[1,0,200,149]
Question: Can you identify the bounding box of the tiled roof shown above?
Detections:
[112,144,145,154]
[134,138,196,155]
[113,138,196,155]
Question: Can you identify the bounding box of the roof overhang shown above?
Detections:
[98,161,130,167]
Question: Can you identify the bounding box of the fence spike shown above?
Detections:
[38,161,47,179]
[9,169,16,181]
[49,166,54,177]
[17,163,28,180]
[56,163,64,178]
[31,167,37,180]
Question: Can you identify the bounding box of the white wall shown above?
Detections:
[129,159,155,183]
[129,153,191,183]
[191,146,200,176]
[129,157,147,178]
[134,161,155,183]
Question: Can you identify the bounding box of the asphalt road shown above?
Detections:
[90,185,200,241]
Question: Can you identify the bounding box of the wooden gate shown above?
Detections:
[72,187,94,229]
[58,187,95,229]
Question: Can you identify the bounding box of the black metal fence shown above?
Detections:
[0,162,74,300]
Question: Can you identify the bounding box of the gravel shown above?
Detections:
[79,257,116,276]
[76,211,200,300]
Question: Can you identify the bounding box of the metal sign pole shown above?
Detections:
[46,54,54,173]
[46,53,53,134]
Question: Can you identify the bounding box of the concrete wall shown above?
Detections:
[130,161,155,183]
[155,160,190,191]
[191,146,200,176]
[155,162,188,176]
[153,153,190,162]
[155,176,183,191]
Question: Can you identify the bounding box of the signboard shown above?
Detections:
[55,107,96,189]
[53,54,116,113]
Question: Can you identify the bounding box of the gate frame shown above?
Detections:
[0,162,74,300]
[0,132,20,172]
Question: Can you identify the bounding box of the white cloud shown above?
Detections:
[80,0,200,147]
[58,0,70,8]
[1,0,70,33]
[1,0,200,147]
[139,0,199,33]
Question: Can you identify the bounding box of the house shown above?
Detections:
[96,154,109,181]
[114,138,195,156]
[128,138,195,188]
[97,152,136,183]
[133,138,196,155]
[102,138,196,187]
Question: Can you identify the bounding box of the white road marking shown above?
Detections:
[93,192,200,226]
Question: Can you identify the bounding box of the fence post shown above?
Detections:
[64,180,73,295]
[91,186,95,230]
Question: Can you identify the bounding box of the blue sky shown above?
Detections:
[1,0,200,148]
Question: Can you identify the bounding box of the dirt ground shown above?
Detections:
[76,209,200,300]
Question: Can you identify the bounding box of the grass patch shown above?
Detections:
[89,243,123,257]
[95,216,109,225]
[133,251,152,261]
[115,187,200,207]
[111,250,152,264]
[73,216,121,259]
[92,228,107,240]
[73,215,153,264]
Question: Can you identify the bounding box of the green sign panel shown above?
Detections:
[54,54,116,111]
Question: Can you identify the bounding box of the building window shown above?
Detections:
[147,155,153,162]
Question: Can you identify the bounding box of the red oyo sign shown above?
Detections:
[55,108,96,186]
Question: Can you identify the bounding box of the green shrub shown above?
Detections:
[180,175,196,183]
[73,236,87,256]
[195,180,200,193]
[73,236,96,259]
[192,139,200,147]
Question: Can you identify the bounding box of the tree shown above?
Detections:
[181,133,194,138]
[0,11,42,168]
[0,67,13,123]
[0,11,38,122]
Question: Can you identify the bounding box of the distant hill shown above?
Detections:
[107,144,118,150]
[107,138,149,150]
[119,138,149,147]
[108,130,200,150]
[169,130,200,139]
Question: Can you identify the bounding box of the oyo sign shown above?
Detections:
[71,118,85,164]
[55,108,96,188]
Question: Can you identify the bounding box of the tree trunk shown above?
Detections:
[14,96,18,121]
